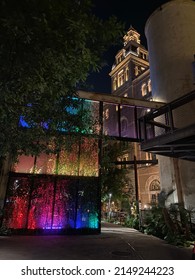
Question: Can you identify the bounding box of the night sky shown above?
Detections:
[87,0,169,93]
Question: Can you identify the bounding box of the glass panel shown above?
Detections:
[3,177,30,228]
[120,105,136,138]
[82,100,100,135]
[3,176,100,232]
[27,177,54,229]
[79,138,99,177]
[53,179,76,229]
[58,141,79,176]
[103,103,119,137]
[35,153,57,174]
[76,179,99,229]
[12,155,35,173]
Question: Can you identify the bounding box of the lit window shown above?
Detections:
[141,83,147,96]
[149,179,160,205]
[118,71,124,87]
[146,152,152,161]
[125,68,129,81]
[151,194,157,204]
[113,78,117,91]
[124,93,128,97]
[149,179,160,191]
[148,79,152,92]
[135,66,139,76]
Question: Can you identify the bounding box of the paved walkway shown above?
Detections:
[0,222,193,260]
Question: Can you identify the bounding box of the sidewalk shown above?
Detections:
[0,222,193,260]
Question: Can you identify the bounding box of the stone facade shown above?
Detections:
[109,26,161,209]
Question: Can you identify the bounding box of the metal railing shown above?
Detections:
[138,90,195,143]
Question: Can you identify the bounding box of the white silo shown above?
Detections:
[144,0,195,209]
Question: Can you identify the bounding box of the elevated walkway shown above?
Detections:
[138,90,195,161]
[78,89,195,162]
[77,90,164,142]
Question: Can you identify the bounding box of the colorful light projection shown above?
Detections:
[3,176,99,231]
[79,138,98,176]
[7,134,99,232]
[13,137,99,177]
[3,177,30,229]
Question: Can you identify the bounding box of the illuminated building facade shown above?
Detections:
[108,26,161,209]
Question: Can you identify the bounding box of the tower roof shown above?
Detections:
[123,26,140,46]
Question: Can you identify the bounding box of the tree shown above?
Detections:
[101,140,133,201]
[0,0,124,158]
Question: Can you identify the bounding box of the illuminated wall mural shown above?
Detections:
[3,137,100,233]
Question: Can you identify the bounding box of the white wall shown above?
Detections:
[145,0,195,209]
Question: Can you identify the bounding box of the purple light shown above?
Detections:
[3,176,99,232]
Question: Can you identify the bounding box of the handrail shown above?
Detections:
[139,90,195,142]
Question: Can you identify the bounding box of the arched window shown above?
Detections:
[125,68,129,81]
[135,66,139,76]
[118,71,124,87]
[148,79,152,92]
[149,179,160,204]
[141,83,147,96]
[149,179,160,191]
[113,78,117,91]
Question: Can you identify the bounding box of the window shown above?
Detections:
[151,194,158,204]
[149,179,160,205]
[118,71,124,87]
[122,155,128,168]
[148,79,152,92]
[135,66,139,76]
[113,78,117,91]
[141,83,147,96]
[146,152,152,161]
[149,179,160,191]
[125,68,129,81]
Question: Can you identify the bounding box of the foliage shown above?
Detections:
[0,0,124,158]
[101,140,131,201]
[144,206,169,239]
[124,215,139,230]
[143,204,195,246]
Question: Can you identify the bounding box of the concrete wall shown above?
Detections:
[145,0,195,104]
[145,0,195,209]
